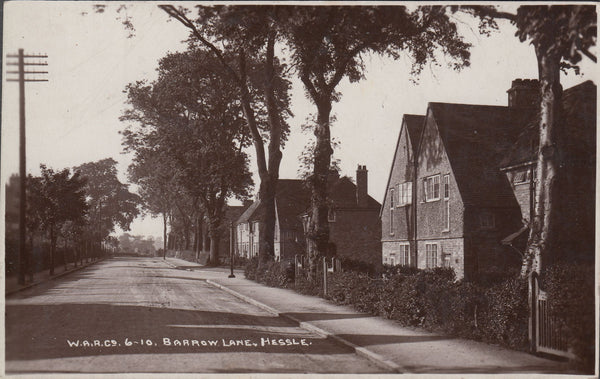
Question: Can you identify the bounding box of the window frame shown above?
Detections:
[425,243,438,268]
[424,174,441,202]
[397,182,412,206]
[399,243,410,266]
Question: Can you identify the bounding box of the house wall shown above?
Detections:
[382,120,416,265]
[463,206,523,279]
[415,112,465,274]
[331,208,381,266]
[504,165,534,221]
[416,238,465,279]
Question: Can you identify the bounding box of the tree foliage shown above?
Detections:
[27,165,88,274]
[74,158,140,246]
[278,5,472,279]
[121,48,254,264]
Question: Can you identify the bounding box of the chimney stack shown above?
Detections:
[356,165,368,207]
[507,79,540,108]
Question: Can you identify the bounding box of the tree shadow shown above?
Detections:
[5,303,358,361]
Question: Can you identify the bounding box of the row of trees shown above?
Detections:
[115,5,595,279]
[5,158,140,277]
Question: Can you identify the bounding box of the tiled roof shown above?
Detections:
[403,114,426,149]
[500,80,597,169]
[328,176,380,210]
[428,102,535,207]
[235,179,311,229]
[235,176,381,228]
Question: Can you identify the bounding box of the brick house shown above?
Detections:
[500,81,596,265]
[381,80,556,280]
[237,167,381,265]
[302,167,382,266]
[235,180,311,260]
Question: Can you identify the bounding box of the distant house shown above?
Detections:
[236,180,310,261]
[302,167,382,266]
[236,166,382,265]
[382,79,595,280]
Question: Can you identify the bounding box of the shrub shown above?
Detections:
[479,276,529,350]
[542,262,595,372]
[257,260,291,288]
[244,256,259,280]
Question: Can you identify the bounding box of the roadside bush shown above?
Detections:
[479,276,529,350]
[257,260,291,288]
[244,256,259,280]
[542,262,595,372]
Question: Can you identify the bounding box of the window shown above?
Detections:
[479,213,496,229]
[426,243,438,268]
[400,244,410,266]
[442,199,450,231]
[389,189,394,235]
[424,174,440,202]
[443,175,450,199]
[328,208,336,222]
[389,253,396,266]
[397,182,412,206]
[513,167,531,184]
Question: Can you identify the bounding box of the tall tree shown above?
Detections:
[158,5,293,265]
[74,158,140,256]
[122,48,254,265]
[281,6,472,279]
[27,165,88,275]
[127,149,176,258]
[455,5,596,276]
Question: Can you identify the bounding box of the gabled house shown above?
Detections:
[304,167,382,266]
[381,115,424,267]
[237,167,381,265]
[382,79,565,280]
[235,179,311,261]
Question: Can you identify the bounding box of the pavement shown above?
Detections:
[162,256,575,375]
[4,257,104,295]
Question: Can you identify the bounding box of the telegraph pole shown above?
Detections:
[6,49,48,285]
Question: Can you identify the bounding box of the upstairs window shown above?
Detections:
[398,182,412,206]
[443,175,450,199]
[390,188,395,208]
[513,167,532,184]
[424,174,440,202]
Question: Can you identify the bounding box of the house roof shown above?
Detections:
[404,114,426,148]
[235,179,311,230]
[236,176,381,229]
[328,176,380,210]
[500,80,597,169]
[427,102,535,207]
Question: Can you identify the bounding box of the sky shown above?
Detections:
[2,2,597,239]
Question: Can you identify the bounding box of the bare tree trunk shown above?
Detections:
[522,48,562,277]
[307,100,333,281]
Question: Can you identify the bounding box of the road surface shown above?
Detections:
[5,256,384,374]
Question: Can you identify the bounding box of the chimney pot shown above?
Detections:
[356,165,368,207]
[507,78,540,108]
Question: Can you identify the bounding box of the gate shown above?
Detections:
[530,273,574,359]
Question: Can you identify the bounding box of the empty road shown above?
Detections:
[5,256,384,374]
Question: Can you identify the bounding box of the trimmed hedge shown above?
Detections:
[244,258,593,365]
[541,262,595,372]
